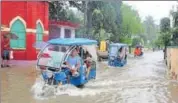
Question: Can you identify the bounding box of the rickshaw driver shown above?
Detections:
[66,48,81,77]
[134,47,141,57]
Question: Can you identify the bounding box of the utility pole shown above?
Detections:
[84,1,88,38]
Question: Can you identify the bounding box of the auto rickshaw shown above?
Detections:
[108,43,128,67]
[36,38,98,87]
[134,45,143,57]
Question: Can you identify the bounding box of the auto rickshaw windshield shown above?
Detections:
[37,44,69,68]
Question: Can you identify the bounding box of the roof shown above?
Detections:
[48,38,97,46]
[110,43,128,47]
[49,20,80,29]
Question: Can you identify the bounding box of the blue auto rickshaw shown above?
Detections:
[108,43,128,67]
[36,38,97,87]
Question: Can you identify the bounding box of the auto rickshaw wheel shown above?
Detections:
[97,56,101,61]
[47,77,58,85]
[76,84,85,88]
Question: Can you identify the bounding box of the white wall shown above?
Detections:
[60,26,65,38]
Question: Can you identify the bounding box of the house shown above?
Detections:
[49,20,80,40]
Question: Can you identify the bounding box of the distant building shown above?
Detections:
[49,20,80,40]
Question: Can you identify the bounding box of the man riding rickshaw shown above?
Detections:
[35,38,98,88]
[134,45,143,57]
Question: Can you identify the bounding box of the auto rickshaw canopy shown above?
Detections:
[48,38,97,46]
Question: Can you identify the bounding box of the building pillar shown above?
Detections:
[60,27,65,38]
[71,29,75,38]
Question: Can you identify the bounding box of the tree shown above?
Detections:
[159,17,171,46]
[92,2,119,41]
[48,1,144,45]
[170,5,178,45]
[49,1,69,21]
[121,4,143,37]
[143,16,157,46]
[70,1,122,41]
[49,1,84,22]
[119,4,143,45]
[132,37,142,47]
[157,17,171,59]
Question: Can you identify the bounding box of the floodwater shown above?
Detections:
[1,51,178,103]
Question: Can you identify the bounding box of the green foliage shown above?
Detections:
[154,17,171,47]
[170,7,178,45]
[49,1,69,21]
[159,32,172,46]
[121,4,144,36]
[131,37,142,47]
[171,10,178,27]
[49,1,144,44]
[172,27,178,45]
[120,37,132,45]
[67,9,83,23]
[143,16,158,46]
[160,17,171,32]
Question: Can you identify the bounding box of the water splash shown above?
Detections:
[31,51,178,103]
[31,76,118,100]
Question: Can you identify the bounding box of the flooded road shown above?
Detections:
[1,51,178,103]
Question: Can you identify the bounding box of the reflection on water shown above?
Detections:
[1,51,178,103]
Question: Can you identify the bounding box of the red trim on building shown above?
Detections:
[49,20,80,28]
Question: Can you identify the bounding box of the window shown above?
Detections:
[64,29,71,38]
[10,19,26,48]
[49,25,61,40]
[36,23,43,42]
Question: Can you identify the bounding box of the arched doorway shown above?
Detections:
[36,22,43,42]
[10,19,26,48]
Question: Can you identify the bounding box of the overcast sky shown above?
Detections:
[123,1,177,25]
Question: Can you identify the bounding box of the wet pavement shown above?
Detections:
[1,51,178,103]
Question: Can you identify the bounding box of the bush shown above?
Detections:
[119,37,132,45]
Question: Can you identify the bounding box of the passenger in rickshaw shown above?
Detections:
[66,48,81,77]
[84,51,92,80]
[118,46,125,61]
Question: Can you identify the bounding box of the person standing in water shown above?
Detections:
[1,35,11,67]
